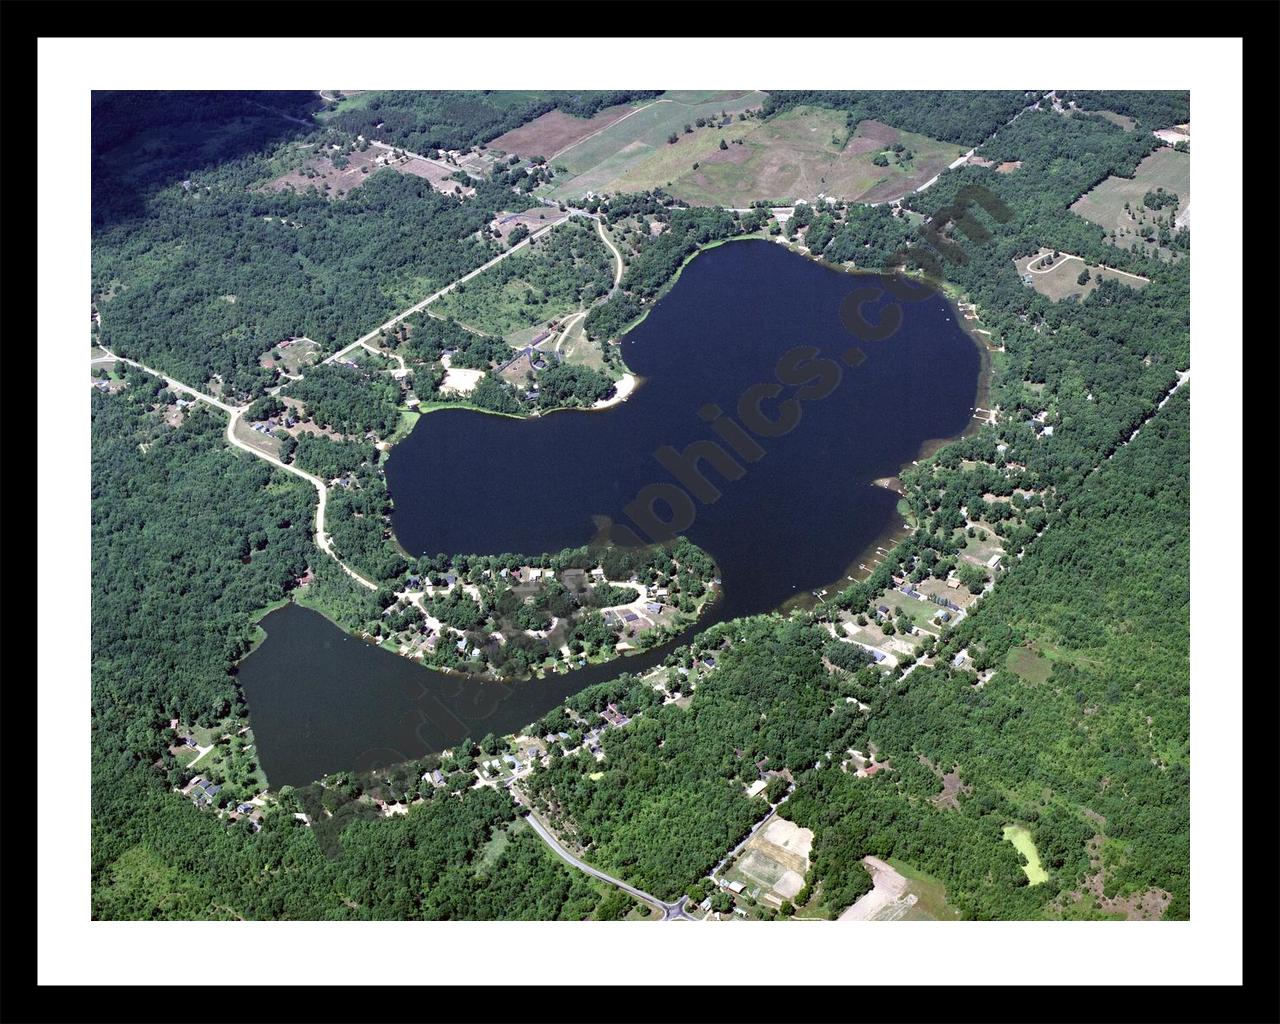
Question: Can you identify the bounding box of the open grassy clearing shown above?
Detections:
[260,336,320,374]
[1081,109,1137,131]
[885,858,963,920]
[1070,147,1190,258]
[542,90,768,198]
[1013,248,1149,302]
[575,106,960,207]
[1006,644,1053,685]
[475,817,529,874]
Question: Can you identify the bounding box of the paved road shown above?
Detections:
[523,810,691,920]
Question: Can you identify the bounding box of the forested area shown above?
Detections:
[761,90,1034,147]
[1057,90,1190,129]
[325,90,662,153]
[291,437,375,479]
[93,157,518,399]
[284,364,401,438]
[525,617,865,898]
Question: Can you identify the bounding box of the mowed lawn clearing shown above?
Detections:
[1070,147,1190,258]
[595,107,961,207]
[1006,644,1053,685]
[1013,248,1149,302]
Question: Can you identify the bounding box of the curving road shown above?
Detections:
[523,810,691,921]
[594,217,624,294]
[94,348,378,592]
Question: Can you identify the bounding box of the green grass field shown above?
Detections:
[664,108,960,207]
[1013,250,1149,303]
[543,90,768,198]
[886,858,963,920]
[1002,825,1049,885]
[1006,645,1053,684]
[549,102,961,208]
[1070,148,1189,259]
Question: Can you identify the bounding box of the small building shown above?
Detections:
[987,554,1002,570]
[725,880,745,895]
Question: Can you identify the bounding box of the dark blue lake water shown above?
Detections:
[241,239,980,786]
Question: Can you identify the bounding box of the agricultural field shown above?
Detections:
[1013,248,1150,302]
[431,218,613,340]
[555,104,962,208]
[670,110,960,206]
[1070,147,1190,258]
[540,90,768,199]
[488,102,641,160]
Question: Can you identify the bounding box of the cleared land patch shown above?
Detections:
[542,90,768,199]
[264,147,470,200]
[1013,248,1150,302]
[723,816,813,907]
[489,103,639,160]
[592,108,960,207]
[1070,147,1190,258]
[1007,644,1053,684]
[838,856,918,920]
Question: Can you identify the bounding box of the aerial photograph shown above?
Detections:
[86,84,1192,927]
